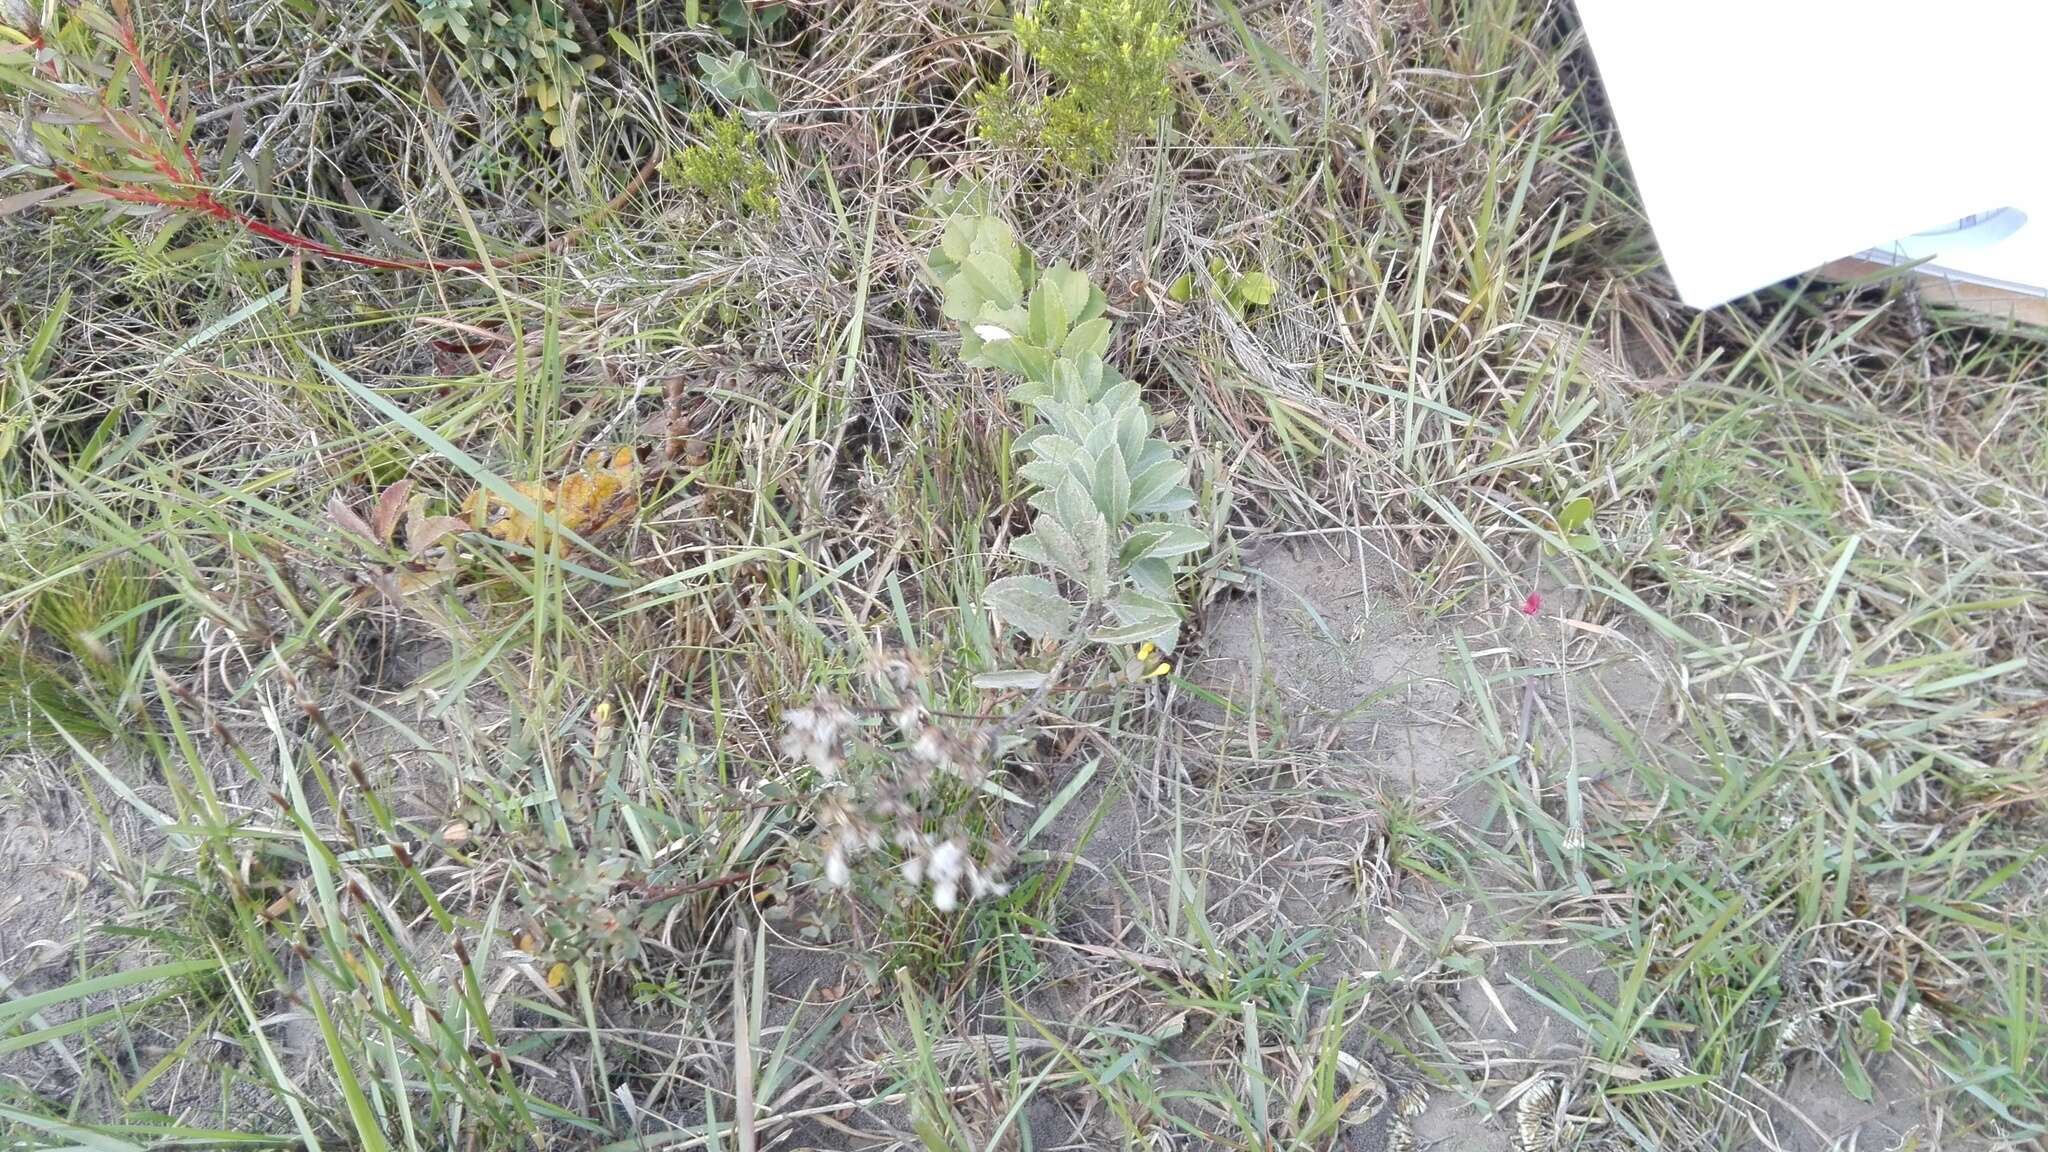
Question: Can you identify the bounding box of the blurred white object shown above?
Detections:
[1574,2,2048,311]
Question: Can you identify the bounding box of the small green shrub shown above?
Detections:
[930,214,1204,654]
[976,0,1183,171]
[664,110,779,217]
[774,216,1204,918]
[415,0,602,146]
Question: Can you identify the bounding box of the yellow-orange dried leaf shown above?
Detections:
[459,486,492,530]
[479,446,639,555]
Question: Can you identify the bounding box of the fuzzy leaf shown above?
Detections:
[1127,557,1175,599]
[696,50,779,111]
[1051,469,1092,525]
[1088,590,1181,649]
[1041,266,1092,323]
[1023,511,1084,586]
[1092,442,1130,522]
[1129,521,1207,561]
[1009,530,1054,568]
[1128,457,1191,514]
[1027,276,1070,348]
[1061,317,1111,361]
[985,575,1075,642]
[965,250,1024,311]
[972,669,1051,690]
[1114,401,1149,465]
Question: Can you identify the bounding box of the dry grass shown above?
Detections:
[2,0,2045,1149]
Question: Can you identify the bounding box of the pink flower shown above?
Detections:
[1519,592,1543,617]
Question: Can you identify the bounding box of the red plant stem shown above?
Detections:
[111,0,201,183]
[54,164,485,271]
[92,0,479,272]
[65,2,662,275]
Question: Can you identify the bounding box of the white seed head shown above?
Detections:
[1905,1002,1944,1044]
[1779,1010,1825,1052]
[928,839,965,885]
[779,696,855,778]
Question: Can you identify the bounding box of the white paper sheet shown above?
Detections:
[1573,2,2048,308]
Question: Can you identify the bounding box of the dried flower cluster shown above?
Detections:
[779,651,1012,912]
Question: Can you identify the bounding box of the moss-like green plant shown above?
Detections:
[664,110,779,217]
[930,214,1204,654]
[976,0,1183,172]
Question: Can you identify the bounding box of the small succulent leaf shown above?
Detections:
[1558,496,1595,534]
[1234,270,1276,307]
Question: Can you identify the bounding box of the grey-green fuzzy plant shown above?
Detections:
[929,216,1205,657]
